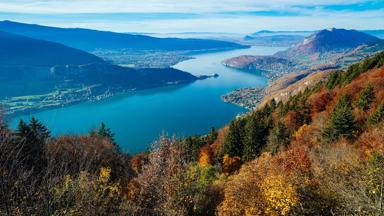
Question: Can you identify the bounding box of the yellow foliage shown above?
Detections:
[222,154,242,174]
[293,124,309,139]
[198,150,211,166]
[261,175,299,216]
[99,166,112,183]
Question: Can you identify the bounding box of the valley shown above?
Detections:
[10,46,282,153]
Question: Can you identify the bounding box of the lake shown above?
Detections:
[10,46,285,154]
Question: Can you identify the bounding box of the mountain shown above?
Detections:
[276,28,382,58]
[243,34,305,46]
[222,55,295,79]
[223,28,383,81]
[0,20,246,52]
[0,31,199,114]
[0,31,103,66]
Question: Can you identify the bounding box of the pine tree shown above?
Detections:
[97,122,115,141]
[242,112,269,162]
[14,117,49,171]
[356,84,376,111]
[205,126,218,145]
[29,117,51,143]
[93,122,119,150]
[324,94,356,141]
[368,100,384,125]
[223,118,245,158]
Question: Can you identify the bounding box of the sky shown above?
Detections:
[0,0,383,34]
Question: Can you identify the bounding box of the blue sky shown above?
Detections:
[0,0,383,33]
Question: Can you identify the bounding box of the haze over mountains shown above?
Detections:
[224,28,383,76]
[0,27,201,114]
[222,28,384,110]
[0,20,246,52]
[276,28,382,59]
[0,30,103,66]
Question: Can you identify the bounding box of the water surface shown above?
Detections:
[11,46,285,154]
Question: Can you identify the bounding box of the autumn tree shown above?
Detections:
[179,135,205,162]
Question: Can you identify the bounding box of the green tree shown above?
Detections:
[96,122,115,141]
[324,94,356,141]
[368,100,384,125]
[15,117,50,171]
[242,112,269,162]
[265,122,290,155]
[205,126,218,145]
[223,118,246,158]
[179,136,205,162]
[356,84,376,111]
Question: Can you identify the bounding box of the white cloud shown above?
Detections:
[0,0,382,33]
[0,0,379,14]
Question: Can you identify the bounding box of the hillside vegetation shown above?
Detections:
[1,52,384,215]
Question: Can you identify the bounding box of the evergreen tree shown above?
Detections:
[93,122,119,151]
[324,95,356,141]
[96,122,115,141]
[179,136,204,162]
[368,100,384,125]
[14,117,50,171]
[223,118,246,158]
[325,71,342,89]
[356,84,376,111]
[205,126,218,145]
[242,112,269,162]
[29,117,50,143]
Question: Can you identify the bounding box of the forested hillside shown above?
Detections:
[1,52,384,215]
[0,20,246,52]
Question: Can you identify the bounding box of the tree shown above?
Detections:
[356,84,376,111]
[95,122,115,141]
[14,117,50,171]
[368,101,384,125]
[324,94,356,141]
[242,112,269,161]
[205,127,218,145]
[92,122,119,151]
[179,135,204,162]
[266,122,289,154]
[223,118,246,158]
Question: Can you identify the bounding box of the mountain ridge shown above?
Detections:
[0,20,247,52]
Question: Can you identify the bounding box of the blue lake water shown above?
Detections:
[10,46,285,154]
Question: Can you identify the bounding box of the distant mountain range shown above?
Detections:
[223,28,384,80]
[0,31,103,66]
[276,28,381,59]
[0,20,246,52]
[243,29,384,47]
[0,30,200,114]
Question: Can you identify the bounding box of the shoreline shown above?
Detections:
[5,74,219,119]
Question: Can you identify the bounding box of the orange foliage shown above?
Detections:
[198,145,213,166]
[356,123,384,159]
[310,89,334,115]
[218,152,302,216]
[210,126,228,157]
[131,153,145,174]
[222,154,242,174]
[292,124,315,146]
